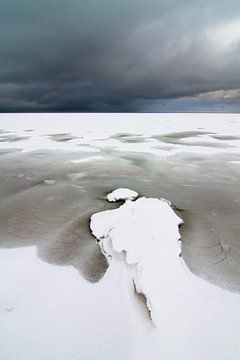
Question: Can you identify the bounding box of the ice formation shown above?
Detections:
[90,188,185,324]
[106,188,138,202]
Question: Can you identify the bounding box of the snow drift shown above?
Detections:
[90,188,240,327]
[91,189,185,324]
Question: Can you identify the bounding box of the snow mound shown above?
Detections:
[106,188,138,202]
[91,188,183,324]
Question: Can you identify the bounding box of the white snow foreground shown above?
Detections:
[91,188,240,327]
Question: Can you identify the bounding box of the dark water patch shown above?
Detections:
[180,203,240,292]
[181,141,232,148]
[172,153,205,163]
[0,135,29,142]
[160,130,214,139]
[151,135,181,145]
[111,133,147,144]
[0,179,111,282]
[37,213,109,283]
[153,145,175,151]
[0,129,11,134]
[0,150,137,282]
[112,132,140,138]
[152,134,232,148]
[0,148,22,156]
[211,135,240,141]
[47,133,78,142]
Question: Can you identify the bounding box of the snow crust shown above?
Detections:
[107,188,138,202]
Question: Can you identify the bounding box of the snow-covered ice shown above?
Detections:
[106,188,138,202]
[91,190,183,322]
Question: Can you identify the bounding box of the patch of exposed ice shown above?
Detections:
[107,188,138,202]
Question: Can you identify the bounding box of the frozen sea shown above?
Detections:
[0,113,240,359]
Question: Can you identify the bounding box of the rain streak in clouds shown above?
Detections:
[0,0,240,112]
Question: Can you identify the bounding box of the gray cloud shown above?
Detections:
[0,0,240,112]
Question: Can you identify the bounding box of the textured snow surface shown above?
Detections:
[0,247,145,360]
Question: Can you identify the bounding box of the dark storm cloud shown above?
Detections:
[0,0,240,112]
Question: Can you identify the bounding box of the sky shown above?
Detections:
[0,0,240,112]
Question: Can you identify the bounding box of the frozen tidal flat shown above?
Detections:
[1,113,240,359]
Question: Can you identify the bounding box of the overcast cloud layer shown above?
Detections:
[0,0,240,112]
